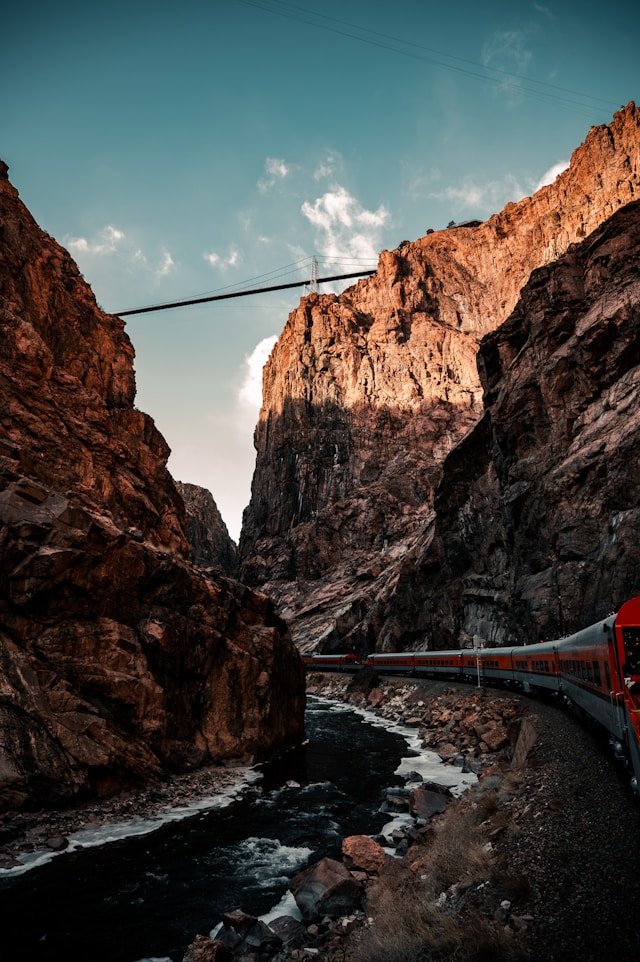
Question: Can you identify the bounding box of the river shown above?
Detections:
[0,697,472,962]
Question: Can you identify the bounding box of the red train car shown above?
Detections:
[301,653,359,672]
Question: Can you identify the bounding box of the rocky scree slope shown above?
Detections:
[176,481,238,575]
[0,164,305,811]
[239,104,640,652]
[375,199,640,650]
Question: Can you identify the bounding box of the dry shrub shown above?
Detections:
[476,790,500,817]
[350,861,524,962]
[424,802,492,896]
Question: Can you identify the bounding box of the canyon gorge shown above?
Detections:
[239,103,640,654]
[1,103,640,812]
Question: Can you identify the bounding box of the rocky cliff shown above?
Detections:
[374,199,640,650]
[239,104,640,651]
[0,165,305,810]
[176,481,237,574]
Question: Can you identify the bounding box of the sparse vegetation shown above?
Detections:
[347,790,527,962]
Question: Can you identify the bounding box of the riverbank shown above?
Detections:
[0,762,259,874]
[185,672,640,962]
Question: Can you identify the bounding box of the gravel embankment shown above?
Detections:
[307,673,640,962]
[501,697,640,962]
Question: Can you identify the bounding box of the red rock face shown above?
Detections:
[239,104,640,651]
[0,168,186,552]
[376,200,640,649]
[0,166,305,810]
[176,481,238,574]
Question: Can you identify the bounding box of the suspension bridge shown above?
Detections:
[116,255,376,317]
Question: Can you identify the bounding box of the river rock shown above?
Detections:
[341,835,387,874]
[481,726,510,752]
[217,911,281,956]
[45,835,68,851]
[183,935,232,962]
[409,787,450,820]
[290,857,363,921]
[267,915,309,949]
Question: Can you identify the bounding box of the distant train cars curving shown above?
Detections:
[303,597,640,794]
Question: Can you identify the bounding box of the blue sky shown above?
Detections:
[3,0,638,539]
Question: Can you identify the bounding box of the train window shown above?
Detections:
[622,627,640,674]
[593,661,601,687]
[605,661,611,691]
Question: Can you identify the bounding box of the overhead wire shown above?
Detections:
[234,0,612,118]
[261,0,617,110]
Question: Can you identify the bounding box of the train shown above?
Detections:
[302,596,640,793]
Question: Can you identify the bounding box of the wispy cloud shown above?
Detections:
[483,29,533,73]
[301,186,389,262]
[68,224,125,255]
[482,30,534,102]
[428,174,527,215]
[533,2,555,20]
[238,335,278,410]
[258,156,292,192]
[67,225,174,280]
[156,250,174,278]
[313,150,342,181]
[534,159,569,191]
[203,245,241,269]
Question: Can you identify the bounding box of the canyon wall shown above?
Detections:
[0,165,305,810]
[375,199,640,649]
[239,104,640,651]
[176,481,238,574]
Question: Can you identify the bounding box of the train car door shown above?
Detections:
[614,597,640,789]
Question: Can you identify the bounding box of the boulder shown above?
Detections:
[183,935,232,962]
[290,857,363,921]
[482,726,510,752]
[409,787,450,820]
[341,835,387,874]
[216,910,281,957]
[267,915,309,949]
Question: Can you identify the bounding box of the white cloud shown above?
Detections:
[203,245,241,269]
[156,250,174,277]
[238,335,278,410]
[482,30,533,102]
[266,157,289,179]
[313,150,341,181]
[301,186,389,262]
[258,156,292,192]
[68,224,125,255]
[533,2,554,20]
[534,159,569,191]
[67,225,174,282]
[483,30,533,74]
[428,174,526,215]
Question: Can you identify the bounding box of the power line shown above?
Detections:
[262,0,617,109]
[116,269,375,317]
[236,0,612,118]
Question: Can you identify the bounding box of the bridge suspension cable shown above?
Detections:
[116,267,375,317]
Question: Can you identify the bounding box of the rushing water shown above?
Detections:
[0,700,407,962]
[0,698,467,962]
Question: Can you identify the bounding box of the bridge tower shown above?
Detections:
[309,255,319,294]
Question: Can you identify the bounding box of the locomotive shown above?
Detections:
[302,596,640,793]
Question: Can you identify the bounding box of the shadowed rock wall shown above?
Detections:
[0,165,305,810]
[374,200,640,649]
[176,481,237,574]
